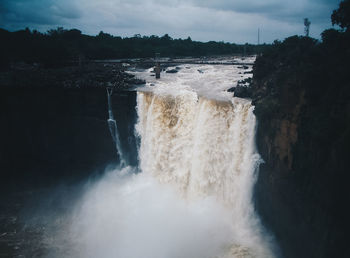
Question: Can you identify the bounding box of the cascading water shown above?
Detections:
[135,90,274,257]
[106,87,126,166]
[44,61,276,258]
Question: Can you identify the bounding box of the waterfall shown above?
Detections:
[135,90,275,257]
[49,63,276,258]
[106,88,126,166]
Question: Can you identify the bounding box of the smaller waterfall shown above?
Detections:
[106,88,126,166]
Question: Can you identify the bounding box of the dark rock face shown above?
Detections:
[165,69,178,73]
[0,63,145,89]
[0,86,138,192]
[251,36,350,258]
[110,90,139,166]
[228,85,251,98]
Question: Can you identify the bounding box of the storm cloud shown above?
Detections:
[0,0,341,43]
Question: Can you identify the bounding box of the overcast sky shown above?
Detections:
[0,0,341,43]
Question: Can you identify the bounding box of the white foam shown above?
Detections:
[135,91,275,257]
[129,56,255,101]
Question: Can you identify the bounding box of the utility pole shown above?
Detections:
[304,18,311,37]
[258,28,260,45]
[155,52,160,79]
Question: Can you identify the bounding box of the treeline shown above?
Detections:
[253,0,350,124]
[0,27,267,68]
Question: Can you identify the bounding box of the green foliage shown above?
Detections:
[253,36,319,82]
[252,0,350,143]
[0,27,267,68]
[331,0,350,30]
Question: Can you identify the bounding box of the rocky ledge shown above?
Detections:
[0,63,140,192]
[0,62,145,90]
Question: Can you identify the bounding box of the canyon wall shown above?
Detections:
[250,36,350,258]
[0,86,137,191]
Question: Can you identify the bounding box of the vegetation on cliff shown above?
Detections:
[250,1,350,257]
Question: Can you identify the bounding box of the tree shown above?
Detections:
[47,27,66,36]
[331,0,350,30]
[161,34,172,41]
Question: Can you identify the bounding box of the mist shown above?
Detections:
[26,166,237,258]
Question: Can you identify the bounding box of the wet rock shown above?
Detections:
[166,69,178,73]
[231,85,252,98]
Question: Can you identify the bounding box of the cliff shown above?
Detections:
[0,66,139,192]
[250,35,350,257]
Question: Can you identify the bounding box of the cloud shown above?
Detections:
[0,0,341,43]
[0,0,81,30]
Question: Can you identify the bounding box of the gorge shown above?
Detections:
[1,1,350,257]
[1,59,281,258]
[1,36,349,258]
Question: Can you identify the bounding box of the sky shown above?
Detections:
[0,0,341,43]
